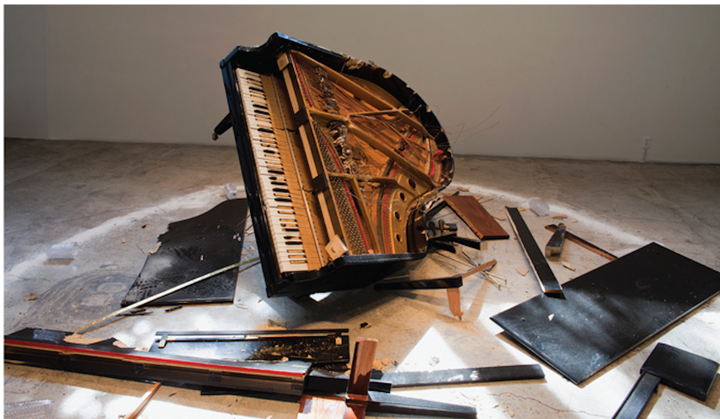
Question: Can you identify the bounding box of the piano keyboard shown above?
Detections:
[235,68,316,272]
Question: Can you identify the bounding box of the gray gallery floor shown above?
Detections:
[4,138,720,418]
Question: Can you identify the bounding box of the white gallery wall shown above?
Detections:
[5,5,720,163]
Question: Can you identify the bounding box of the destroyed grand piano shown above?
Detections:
[214,32,456,297]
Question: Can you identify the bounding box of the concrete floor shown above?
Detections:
[4,138,720,418]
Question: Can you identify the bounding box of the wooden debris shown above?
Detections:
[121,237,126,243]
[460,259,498,279]
[148,241,161,254]
[444,195,509,240]
[456,186,470,192]
[516,268,529,276]
[492,214,507,221]
[545,224,617,261]
[562,262,576,271]
[24,293,37,301]
[552,214,568,220]
[113,340,133,348]
[373,359,383,370]
[381,358,390,366]
[125,381,163,419]
[63,333,105,345]
[446,288,463,320]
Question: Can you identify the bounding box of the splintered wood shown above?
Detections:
[443,195,509,240]
[446,288,463,320]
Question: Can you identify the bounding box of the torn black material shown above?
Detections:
[121,199,248,306]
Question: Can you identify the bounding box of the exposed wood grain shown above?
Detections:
[444,196,509,240]
[347,338,378,397]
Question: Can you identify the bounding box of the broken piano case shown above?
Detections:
[218,33,454,297]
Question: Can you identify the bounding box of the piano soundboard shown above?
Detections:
[218,33,454,297]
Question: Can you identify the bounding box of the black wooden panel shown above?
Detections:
[491,243,720,385]
[506,207,563,295]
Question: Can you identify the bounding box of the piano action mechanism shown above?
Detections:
[216,33,454,297]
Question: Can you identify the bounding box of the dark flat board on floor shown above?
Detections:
[121,199,248,306]
[506,207,563,295]
[443,195,509,240]
[491,242,720,385]
[373,364,545,387]
[148,329,350,365]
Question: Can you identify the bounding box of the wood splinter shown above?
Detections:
[125,381,163,419]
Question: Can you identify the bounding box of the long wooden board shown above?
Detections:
[506,207,563,295]
[443,196,508,240]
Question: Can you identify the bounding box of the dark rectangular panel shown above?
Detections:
[149,329,349,365]
[506,207,563,295]
[491,243,720,385]
[374,364,544,387]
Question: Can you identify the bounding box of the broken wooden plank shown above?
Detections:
[544,224,617,261]
[125,381,163,419]
[444,196,509,240]
[545,223,567,257]
[446,288,463,320]
[506,207,563,296]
